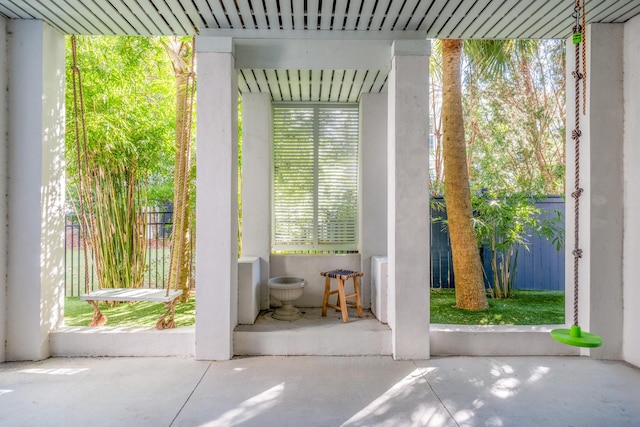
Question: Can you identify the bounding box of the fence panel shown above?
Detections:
[512,196,565,291]
[65,211,178,297]
[430,196,565,291]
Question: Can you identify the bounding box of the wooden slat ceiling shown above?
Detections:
[1,0,638,101]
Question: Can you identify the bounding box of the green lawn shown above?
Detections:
[430,289,565,325]
[65,296,195,327]
[65,289,563,327]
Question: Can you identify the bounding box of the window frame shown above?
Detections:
[271,102,360,254]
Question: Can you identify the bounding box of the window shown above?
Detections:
[272,104,359,253]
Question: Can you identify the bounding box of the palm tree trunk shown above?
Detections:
[441,39,488,310]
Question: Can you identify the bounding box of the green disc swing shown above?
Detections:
[550,0,602,348]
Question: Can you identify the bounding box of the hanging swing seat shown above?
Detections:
[551,325,603,348]
[81,289,183,330]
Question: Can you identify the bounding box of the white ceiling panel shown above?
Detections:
[1,0,638,102]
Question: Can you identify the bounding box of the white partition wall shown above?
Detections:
[241,93,272,310]
[566,24,624,359]
[624,15,640,367]
[360,93,388,311]
[387,40,431,360]
[0,16,7,363]
[5,21,66,361]
[195,38,239,360]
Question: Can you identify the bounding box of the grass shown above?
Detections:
[64,296,195,327]
[64,289,563,328]
[430,289,565,325]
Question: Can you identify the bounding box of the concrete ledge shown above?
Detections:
[430,324,579,356]
[234,309,392,356]
[50,326,195,357]
[49,323,579,358]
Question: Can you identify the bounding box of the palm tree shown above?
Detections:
[441,39,528,310]
[441,39,488,310]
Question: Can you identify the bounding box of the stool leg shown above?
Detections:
[338,277,349,323]
[353,276,363,318]
[322,275,330,317]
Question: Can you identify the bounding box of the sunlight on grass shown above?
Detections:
[65,296,195,327]
[430,289,564,325]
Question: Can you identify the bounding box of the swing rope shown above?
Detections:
[551,1,602,348]
[71,35,106,325]
[571,0,584,327]
[166,37,196,298]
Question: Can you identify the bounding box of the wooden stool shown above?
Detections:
[321,269,363,323]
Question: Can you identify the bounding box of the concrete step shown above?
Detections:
[234,308,392,356]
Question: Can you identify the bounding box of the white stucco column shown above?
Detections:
[623,15,640,367]
[566,24,623,359]
[5,20,66,361]
[387,40,430,360]
[195,37,239,360]
[0,16,7,363]
[241,92,272,310]
[360,93,388,310]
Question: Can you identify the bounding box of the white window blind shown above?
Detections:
[272,104,359,252]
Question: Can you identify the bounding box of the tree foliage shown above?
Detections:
[65,36,176,207]
[431,39,565,303]
[473,190,564,299]
[468,40,566,194]
[430,39,565,196]
[66,36,177,291]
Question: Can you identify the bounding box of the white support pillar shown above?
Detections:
[241,92,272,310]
[360,93,388,310]
[6,21,66,361]
[0,16,7,363]
[387,40,430,360]
[623,15,640,367]
[195,37,239,360]
[566,24,623,359]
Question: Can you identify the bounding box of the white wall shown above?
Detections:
[5,21,66,361]
[360,93,388,310]
[195,39,239,360]
[0,16,7,363]
[270,254,361,307]
[566,24,624,360]
[241,93,272,310]
[387,41,430,359]
[624,15,640,367]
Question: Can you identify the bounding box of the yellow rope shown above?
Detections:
[167,37,196,296]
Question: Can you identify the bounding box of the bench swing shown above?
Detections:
[70,35,191,330]
[550,1,602,348]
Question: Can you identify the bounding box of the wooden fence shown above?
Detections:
[430,196,565,291]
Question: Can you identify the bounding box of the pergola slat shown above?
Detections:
[496,0,557,40]
[435,0,479,38]
[356,0,376,30]
[219,0,242,28]
[264,0,280,30]
[311,69,323,101]
[482,0,535,39]
[192,0,216,28]
[265,69,282,101]
[299,70,311,101]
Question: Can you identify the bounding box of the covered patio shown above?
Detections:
[1,355,639,426]
[1,0,639,369]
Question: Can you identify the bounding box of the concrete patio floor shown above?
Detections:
[0,356,638,427]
